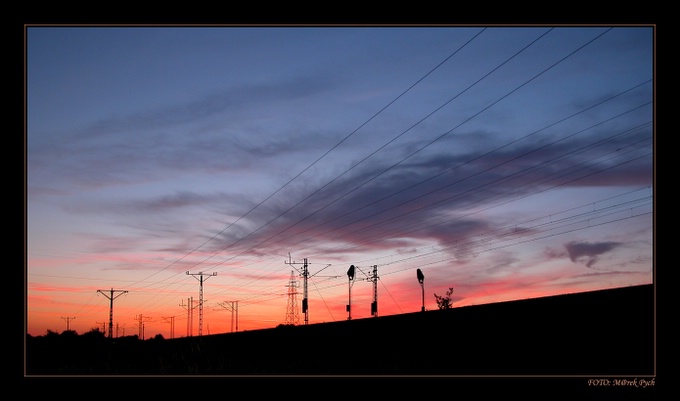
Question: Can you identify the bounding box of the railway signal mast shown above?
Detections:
[417,268,425,312]
[347,265,355,320]
[370,265,378,317]
[347,265,379,320]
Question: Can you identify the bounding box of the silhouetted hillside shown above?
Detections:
[25,284,654,375]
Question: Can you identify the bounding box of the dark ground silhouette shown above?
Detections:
[25,284,654,376]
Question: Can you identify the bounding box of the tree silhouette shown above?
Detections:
[434,287,454,310]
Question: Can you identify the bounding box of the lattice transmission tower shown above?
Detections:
[284,270,300,325]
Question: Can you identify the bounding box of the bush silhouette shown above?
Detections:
[434,287,454,309]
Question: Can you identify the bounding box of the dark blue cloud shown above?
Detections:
[564,241,623,268]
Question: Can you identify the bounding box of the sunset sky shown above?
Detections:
[26,25,654,339]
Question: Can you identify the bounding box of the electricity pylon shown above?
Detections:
[285,270,300,325]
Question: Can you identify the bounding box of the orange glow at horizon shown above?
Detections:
[27,270,650,339]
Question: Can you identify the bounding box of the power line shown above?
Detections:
[114,139,652,326]
[87,27,652,328]
[104,28,495,324]
[310,120,652,254]
[304,149,649,272]
[289,183,652,297]
[277,104,651,259]
[128,28,489,288]
[195,90,639,304]
[190,27,613,279]
[194,28,557,274]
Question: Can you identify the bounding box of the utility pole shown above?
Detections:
[286,257,309,325]
[116,322,125,337]
[285,255,340,325]
[179,297,201,337]
[162,316,175,339]
[190,298,195,336]
[136,314,152,339]
[180,298,191,337]
[186,271,216,336]
[216,301,239,332]
[97,288,128,338]
[61,316,76,332]
[232,301,238,332]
